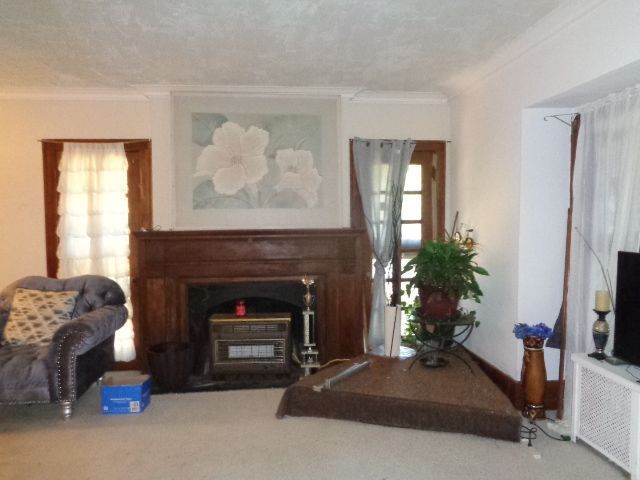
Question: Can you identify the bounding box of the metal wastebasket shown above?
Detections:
[146,342,191,391]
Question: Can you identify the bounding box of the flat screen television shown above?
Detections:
[613,251,640,366]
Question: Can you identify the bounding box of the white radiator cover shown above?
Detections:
[572,353,640,479]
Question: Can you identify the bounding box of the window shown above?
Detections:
[42,139,152,363]
[42,139,152,277]
[387,141,446,322]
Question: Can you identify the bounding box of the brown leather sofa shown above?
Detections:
[0,275,127,418]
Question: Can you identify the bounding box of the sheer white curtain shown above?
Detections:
[353,138,414,352]
[57,142,136,362]
[564,85,640,418]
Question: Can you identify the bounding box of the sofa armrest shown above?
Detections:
[48,305,128,402]
[0,287,14,336]
[50,305,128,356]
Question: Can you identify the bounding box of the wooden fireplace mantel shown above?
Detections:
[130,228,371,368]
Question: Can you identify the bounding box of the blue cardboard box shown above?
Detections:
[101,371,151,415]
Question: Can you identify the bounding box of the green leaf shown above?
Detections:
[403,239,489,303]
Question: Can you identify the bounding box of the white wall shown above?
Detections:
[0,97,151,288]
[0,94,449,290]
[517,108,574,380]
[449,0,640,379]
[341,99,451,220]
[341,101,449,140]
[146,95,451,230]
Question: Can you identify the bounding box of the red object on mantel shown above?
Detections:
[235,300,246,316]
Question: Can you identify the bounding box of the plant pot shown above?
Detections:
[419,287,459,319]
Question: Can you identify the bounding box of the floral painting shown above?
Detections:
[173,94,342,230]
[191,113,323,209]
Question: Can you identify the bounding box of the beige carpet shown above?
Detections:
[0,386,626,480]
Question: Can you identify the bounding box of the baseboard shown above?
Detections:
[466,349,561,411]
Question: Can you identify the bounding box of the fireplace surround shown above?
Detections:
[130,229,370,371]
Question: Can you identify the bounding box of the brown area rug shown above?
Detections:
[277,352,522,442]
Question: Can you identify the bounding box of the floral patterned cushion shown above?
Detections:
[2,288,78,346]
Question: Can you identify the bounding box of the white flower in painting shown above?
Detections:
[275,148,322,207]
[194,121,269,195]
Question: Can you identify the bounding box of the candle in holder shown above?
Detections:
[595,290,610,312]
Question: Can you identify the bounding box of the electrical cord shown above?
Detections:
[532,419,571,442]
[291,350,350,370]
[319,358,351,369]
[520,424,537,447]
[291,351,302,366]
[625,364,640,382]
[520,419,571,446]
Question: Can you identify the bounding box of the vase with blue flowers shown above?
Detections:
[513,322,553,420]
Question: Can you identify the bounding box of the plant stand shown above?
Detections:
[408,315,476,372]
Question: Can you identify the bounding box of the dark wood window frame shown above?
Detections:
[349,139,446,307]
[391,141,446,306]
[41,139,153,277]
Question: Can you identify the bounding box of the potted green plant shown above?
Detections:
[402,239,489,318]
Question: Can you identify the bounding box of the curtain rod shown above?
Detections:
[349,138,451,144]
[39,139,150,145]
[543,113,578,126]
[349,138,416,144]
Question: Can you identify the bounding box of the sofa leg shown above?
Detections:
[60,401,73,420]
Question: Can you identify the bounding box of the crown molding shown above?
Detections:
[0,86,147,101]
[132,84,363,98]
[135,84,448,104]
[0,84,449,105]
[443,0,606,97]
[345,90,448,105]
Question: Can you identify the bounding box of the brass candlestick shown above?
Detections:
[588,309,610,361]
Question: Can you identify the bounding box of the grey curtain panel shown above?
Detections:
[353,138,414,352]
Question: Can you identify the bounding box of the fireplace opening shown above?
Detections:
[182,281,311,391]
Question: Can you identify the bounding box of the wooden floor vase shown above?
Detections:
[521,335,546,420]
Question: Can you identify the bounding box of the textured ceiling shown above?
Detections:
[0,0,567,93]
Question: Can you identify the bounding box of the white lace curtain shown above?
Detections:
[57,142,136,362]
[353,138,414,352]
[564,84,640,418]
